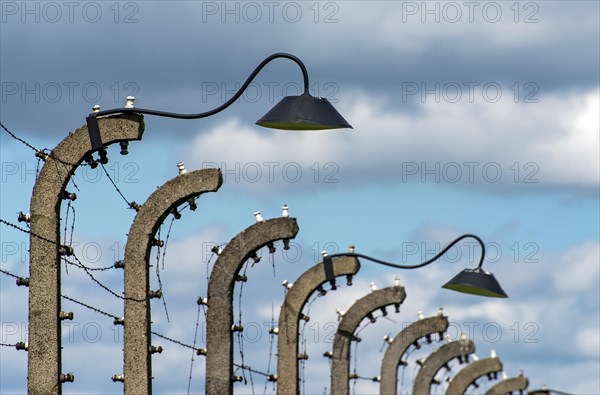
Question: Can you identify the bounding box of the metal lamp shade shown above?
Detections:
[256,93,353,131]
[442,268,508,298]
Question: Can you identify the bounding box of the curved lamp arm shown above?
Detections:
[330,234,485,269]
[86,52,351,150]
[89,53,308,121]
[329,234,507,298]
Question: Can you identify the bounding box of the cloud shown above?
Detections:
[184,89,599,195]
[2,2,598,140]
[552,240,600,293]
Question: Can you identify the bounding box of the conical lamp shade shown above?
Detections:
[442,268,508,298]
[256,92,352,131]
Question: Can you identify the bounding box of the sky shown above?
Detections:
[0,1,599,394]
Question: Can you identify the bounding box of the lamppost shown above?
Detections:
[27,52,352,395]
[63,52,507,395]
[85,52,353,153]
[84,53,505,299]
[326,234,508,298]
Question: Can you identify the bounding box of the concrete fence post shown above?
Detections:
[277,256,360,395]
[330,285,406,395]
[206,218,299,395]
[485,374,529,395]
[445,357,502,395]
[412,338,475,395]
[380,315,449,394]
[28,114,144,395]
[122,169,223,394]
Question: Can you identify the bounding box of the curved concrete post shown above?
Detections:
[28,114,144,395]
[485,375,529,395]
[206,218,299,395]
[123,169,223,394]
[277,256,361,395]
[412,339,475,395]
[446,357,502,395]
[331,285,407,395]
[380,315,449,394]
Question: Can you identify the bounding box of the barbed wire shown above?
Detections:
[151,331,197,351]
[63,201,73,274]
[67,204,76,248]
[269,245,276,277]
[35,156,42,179]
[234,363,271,378]
[50,152,81,191]
[62,255,146,302]
[62,256,115,272]
[1,218,57,246]
[186,303,203,395]
[352,339,359,395]
[1,121,88,168]
[100,163,132,207]
[2,218,115,277]
[300,338,307,395]
[61,294,118,319]
[263,302,276,395]
[235,260,250,384]
[399,358,408,389]
[157,217,175,322]
[203,253,215,323]
[351,374,381,381]
[0,267,22,280]
[1,121,38,151]
[248,365,257,394]
[61,293,204,354]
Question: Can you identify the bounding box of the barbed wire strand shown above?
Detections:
[400,360,407,390]
[186,303,203,395]
[50,153,80,192]
[100,163,132,207]
[1,217,117,303]
[62,201,72,275]
[300,338,307,395]
[152,331,197,351]
[154,227,170,322]
[248,366,256,395]
[35,156,42,179]
[1,218,121,288]
[0,121,37,151]
[237,261,251,384]
[68,205,76,250]
[203,254,215,322]
[161,216,175,271]
[158,214,177,321]
[352,339,359,395]
[0,267,22,279]
[298,292,321,365]
[1,218,59,246]
[63,255,145,302]
[62,293,204,354]
[63,258,115,272]
[263,302,276,395]
[0,121,87,168]
[352,374,381,381]
[233,364,270,378]
[61,294,118,319]
[270,245,276,277]
[349,317,377,395]
[299,284,331,386]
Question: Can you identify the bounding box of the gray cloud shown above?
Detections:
[1,1,598,139]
